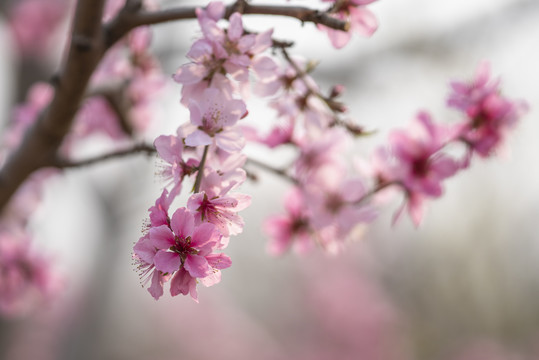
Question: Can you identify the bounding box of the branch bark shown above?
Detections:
[105,2,348,47]
[0,0,106,212]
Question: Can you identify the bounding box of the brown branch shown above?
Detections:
[0,0,106,213]
[105,2,348,47]
[55,143,155,169]
[193,145,209,193]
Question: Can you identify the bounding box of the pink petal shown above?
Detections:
[188,100,203,126]
[199,271,222,287]
[203,1,225,21]
[349,7,378,37]
[172,64,207,84]
[170,267,199,302]
[237,34,256,53]
[228,13,244,41]
[148,270,164,300]
[206,253,232,270]
[153,251,181,274]
[184,254,212,278]
[251,29,273,54]
[154,135,182,164]
[191,223,219,251]
[149,225,175,250]
[170,207,195,239]
[185,130,213,147]
[215,129,245,152]
[133,235,156,264]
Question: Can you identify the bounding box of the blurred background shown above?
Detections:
[1,0,539,359]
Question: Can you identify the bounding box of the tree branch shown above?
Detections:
[193,145,209,193]
[105,2,348,47]
[246,157,298,184]
[55,143,155,169]
[0,0,106,213]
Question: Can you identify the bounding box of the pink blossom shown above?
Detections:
[188,170,251,239]
[133,189,174,300]
[174,3,276,103]
[382,112,460,226]
[255,119,296,148]
[133,234,169,300]
[304,167,378,241]
[448,62,528,158]
[8,0,67,57]
[185,88,247,153]
[2,83,54,153]
[154,134,197,199]
[318,0,378,49]
[264,187,312,255]
[294,128,349,182]
[0,230,62,316]
[150,207,231,301]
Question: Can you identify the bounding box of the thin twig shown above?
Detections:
[55,143,155,169]
[280,47,367,136]
[193,145,209,193]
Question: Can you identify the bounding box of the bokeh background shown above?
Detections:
[1,0,539,359]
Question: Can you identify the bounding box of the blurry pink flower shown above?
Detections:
[447,62,500,117]
[0,230,62,317]
[264,187,312,255]
[294,128,348,182]
[8,0,67,56]
[259,119,295,148]
[318,0,378,49]
[380,112,460,226]
[448,62,528,158]
[3,83,54,152]
[305,168,378,240]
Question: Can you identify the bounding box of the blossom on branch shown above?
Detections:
[318,0,379,49]
[448,62,528,159]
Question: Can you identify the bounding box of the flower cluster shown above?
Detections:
[134,2,257,300]
[369,62,527,226]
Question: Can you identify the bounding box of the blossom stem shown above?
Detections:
[193,145,209,193]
